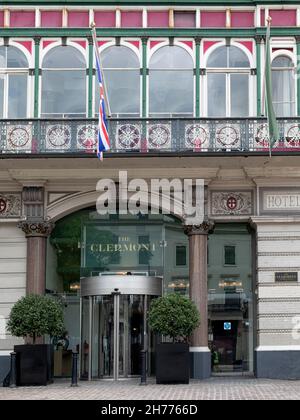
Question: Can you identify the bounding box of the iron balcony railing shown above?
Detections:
[1,117,300,156]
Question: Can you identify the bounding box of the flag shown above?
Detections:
[91,25,110,159]
[264,18,280,153]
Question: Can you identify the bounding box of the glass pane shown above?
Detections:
[7,46,28,68]
[230,74,249,117]
[0,75,4,117]
[176,245,187,266]
[42,70,86,116]
[43,46,86,68]
[149,70,193,114]
[101,46,139,69]
[272,56,294,68]
[208,224,253,374]
[207,46,227,68]
[207,73,226,117]
[8,74,27,118]
[0,46,6,67]
[81,297,90,379]
[102,70,140,115]
[150,46,193,69]
[228,46,250,68]
[272,68,295,117]
[224,246,236,265]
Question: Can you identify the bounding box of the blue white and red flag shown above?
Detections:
[91,25,110,160]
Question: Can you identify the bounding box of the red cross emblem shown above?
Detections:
[0,199,7,213]
[227,196,237,211]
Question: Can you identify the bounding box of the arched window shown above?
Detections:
[0,46,29,118]
[41,46,86,118]
[272,56,295,117]
[149,46,194,117]
[206,46,250,117]
[95,46,140,117]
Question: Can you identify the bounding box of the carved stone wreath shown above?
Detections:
[46,125,71,149]
[185,124,209,149]
[216,125,239,148]
[77,125,98,150]
[116,124,141,150]
[0,194,21,218]
[148,124,171,149]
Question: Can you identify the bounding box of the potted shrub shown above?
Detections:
[148,293,200,384]
[7,294,64,386]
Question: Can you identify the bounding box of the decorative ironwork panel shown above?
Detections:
[147,123,171,150]
[46,124,71,151]
[185,123,210,150]
[215,123,241,151]
[4,124,33,153]
[116,123,141,150]
[284,123,300,148]
[76,124,98,151]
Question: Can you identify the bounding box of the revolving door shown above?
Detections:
[80,274,162,380]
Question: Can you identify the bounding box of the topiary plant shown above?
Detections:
[148,293,200,343]
[7,294,64,344]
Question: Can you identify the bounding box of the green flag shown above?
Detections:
[264,20,280,151]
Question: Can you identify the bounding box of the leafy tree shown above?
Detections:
[7,294,64,344]
[148,293,200,343]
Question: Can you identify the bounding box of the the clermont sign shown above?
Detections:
[90,242,157,253]
[96,171,205,225]
[261,189,300,214]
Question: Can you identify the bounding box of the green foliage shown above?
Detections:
[7,294,64,344]
[148,293,200,343]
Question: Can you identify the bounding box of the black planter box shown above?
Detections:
[14,344,54,386]
[156,343,189,384]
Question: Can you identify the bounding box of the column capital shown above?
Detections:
[194,36,202,45]
[34,36,41,46]
[255,35,265,44]
[295,36,300,44]
[87,36,94,46]
[141,36,149,45]
[18,220,54,238]
[184,219,214,236]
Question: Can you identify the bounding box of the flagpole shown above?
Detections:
[90,22,112,118]
[265,16,272,157]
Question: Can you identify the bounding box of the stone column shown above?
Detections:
[18,221,54,295]
[18,186,54,296]
[184,220,214,379]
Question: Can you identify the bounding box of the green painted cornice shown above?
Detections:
[1,0,300,6]
[1,27,300,37]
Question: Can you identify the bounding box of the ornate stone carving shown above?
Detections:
[184,219,215,236]
[18,220,54,237]
[0,193,21,218]
[211,192,252,216]
[22,186,44,220]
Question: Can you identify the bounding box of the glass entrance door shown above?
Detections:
[81,293,156,380]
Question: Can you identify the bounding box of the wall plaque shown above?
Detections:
[275,272,298,282]
[260,188,300,215]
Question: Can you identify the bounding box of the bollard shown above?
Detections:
[9,352,17,388]
[140,349,147,386]
[71,351,79,387]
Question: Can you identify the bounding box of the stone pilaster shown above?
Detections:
[184,219,214,379]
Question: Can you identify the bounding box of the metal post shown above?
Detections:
[112,289,120,381]
[71,352,79,387]
[9,352,17,388]
[140,349,147,386]
[140,294,148,385]
[88,296,93,381]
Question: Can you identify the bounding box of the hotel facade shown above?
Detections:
[1,0,300,381]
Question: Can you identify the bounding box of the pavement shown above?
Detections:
[1,376,300,400]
